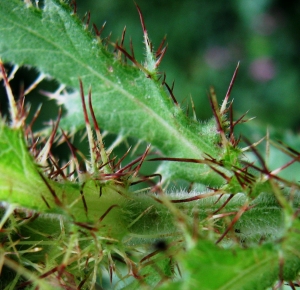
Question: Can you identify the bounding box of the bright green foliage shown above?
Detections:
[1,0,300,289]
[0,123,46,210]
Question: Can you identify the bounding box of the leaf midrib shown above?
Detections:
[2,1,215,158]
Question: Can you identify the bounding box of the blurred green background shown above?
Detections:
[73,0,300,131]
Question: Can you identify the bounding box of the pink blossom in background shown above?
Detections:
[249,58,276,82]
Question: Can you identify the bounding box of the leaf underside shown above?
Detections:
[0,0,228,185]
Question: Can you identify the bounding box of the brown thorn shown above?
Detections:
[171,80,175,91]
[41,195,51,209]
[130,173,162,186]
[192,210,199,241]
[61,129,81,173]
[156,73,163,81]
[208,164,231,182]
[213,193,224,205]
[99,21,107,37]
[29,135,41,156]
[135,2,146,33]
[93,21,106,38]
[233,164,254,178]
[155,45,168,68]
[106,32,112,44]
[268,141,300,174]
[79,78,90,125]
[229,102,234,140]
[83,88,100,127]
[208,87,228,146]
[99,205,119,222]
[118,26,127,61]
[109,264,113,284]
[234,134,242,147]
[232,111,250,128]
[175,262,182,278]
[271,158,299,176]
[54,159,72,175]
[88,105,111,170]
[120,26,126,48]
[74,221,97,231]
[278,252,284,289]
[140,249,161,263]
[93,23,99,36]
[269,140,300,158]
[213,194,234,215]
[80,183,88,217]
[114,43,149,75]
[130,37,135,60]
[204,152,219,162]
[0,61,18,124]
[221,99,233,115]
[239,165,256,182]
[135,2,153,56]
[170,190,223,204]
[81,12,87,24]
[56,264,66,280]
[150,184,164,195]
[216,201,248,244]
[17,265,66,289]
[38,171,63,207]
[242,137,269,174]
[87,87,101,137]
[70,0,77,14]
[61,130,77,159]
[17,85,26,120]
[161,73,166,85]
[48,155,67,180]
[48,108,62,149]
[95,172,129,180]
[242,161,294,187]
[187,182,194,193]
[113,146,132,170]
[289,282,297,290]
[149,195,163,204]
[149,156,211,165]
[116,153,147,174]
[25,104,43,135]
[77,277,89,289]
[133,145,151,177]
[156,35,167,57]
[98,158,115,172]
[233,171,247,189]
[66,169,76,179]
[276,140,300,156]
[164,82,178,105]
[212,211,239,220]
[190,95,197,121]
[111,254,126,265]
[221,61,240,113]
[85,11,91,29]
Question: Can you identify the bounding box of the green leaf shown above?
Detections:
[0,122,48,210]
[160,242,296,290]
[160,218,300,290]
[181,241,279,290]
[0,0,229,185]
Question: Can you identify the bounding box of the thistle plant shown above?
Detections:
[1,1,300,289]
